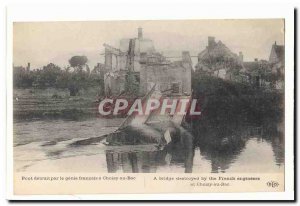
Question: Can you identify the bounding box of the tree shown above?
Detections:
[125,71,139,96]
[13,66,35,88]
[67,56,90,96]
[32,63,62,88]
[68,56,90,73]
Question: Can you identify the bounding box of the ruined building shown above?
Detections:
[241,41,284,89]
[104,28,156,73]
[92,63,106,77]
[139,51,192,96]
[102,28,192,96]
[195,36,243,80]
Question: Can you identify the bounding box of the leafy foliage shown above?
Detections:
[124,71,139,96]
[13,59,103,96]
[69,56,88,68]
[191,72,283,129]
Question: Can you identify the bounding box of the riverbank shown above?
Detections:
[13,118,284,173]
[13,76,285,173]
[191,73,284,135]
[13,87,101,121]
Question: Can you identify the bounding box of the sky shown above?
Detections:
[13,19,284,69]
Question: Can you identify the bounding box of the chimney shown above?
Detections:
[26,62,30,71]
[275,41,277,45]
[138,27,143,39]
[208,36,216,49]
[239,52,243,62]
[182,51,192,64]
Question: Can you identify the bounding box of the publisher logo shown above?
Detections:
[267,181,279,188]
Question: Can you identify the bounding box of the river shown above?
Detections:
[13,118,284,173]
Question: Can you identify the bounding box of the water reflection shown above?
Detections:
[263,135,285,166]
[106,140,195,173]
[198,137,247,173]
[195,126,262,173]
[105,124,284,173]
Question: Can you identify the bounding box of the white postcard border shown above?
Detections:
[5,3,294,200]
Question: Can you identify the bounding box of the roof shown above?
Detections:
[269,44,285,63]
[198,40,239,61]
[243,61,259,71]
[273,45,285,62]
[242,60,271,75]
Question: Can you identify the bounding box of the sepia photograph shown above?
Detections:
[12,19,285,175]
[0,0,296,201]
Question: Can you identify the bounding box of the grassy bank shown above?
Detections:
[13,87,101,121]
[13,73,284,129]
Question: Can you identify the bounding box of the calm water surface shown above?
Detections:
[14,118,284,173]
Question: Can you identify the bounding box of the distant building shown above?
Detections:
[195,36,243,80]
[102,28,192,96]
[195,37,285,90]
[238,52,244,63]
[269,41,284,90]
[91,63,106,78]
[26,62,31,71]
[139,51,192,96]
[269,41,284,64]
[241,41,285,90]
[242,59,271,87]
[104,28,156,73]
[213,68,228,80]
[103,28,156,95]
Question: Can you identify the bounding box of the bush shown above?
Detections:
[13,62,103,97]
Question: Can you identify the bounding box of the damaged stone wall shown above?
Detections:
[139,52,192,96]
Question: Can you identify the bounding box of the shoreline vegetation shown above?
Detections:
[13,87,100,121]
[13,71,285,167]
[13,71,283,125]
[13,55,283,130]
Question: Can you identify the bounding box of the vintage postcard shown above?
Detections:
[6,5,295,201]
